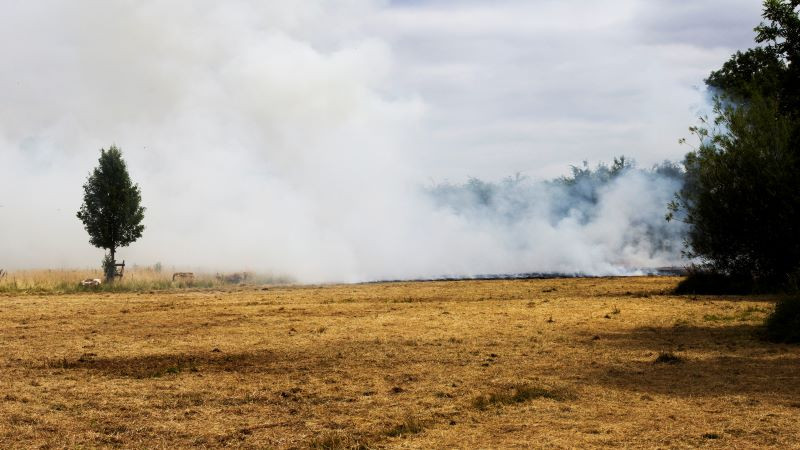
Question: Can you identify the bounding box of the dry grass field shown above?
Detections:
[1,276,798,448]
[0,268,290,294]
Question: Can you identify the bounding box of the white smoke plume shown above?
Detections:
[425,162,686,278]
[0,1,740,282]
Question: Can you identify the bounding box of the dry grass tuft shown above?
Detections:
[472,383,573,410]
[310,431,372,450]
[385,415,426,437]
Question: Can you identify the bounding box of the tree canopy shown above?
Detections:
[705,0,800,112]
[670,0,800,289]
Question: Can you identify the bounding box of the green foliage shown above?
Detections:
[76,145,145,280]
[671,97,799,285]
[706,47,785,102]
[764,297,800,343]
[756,0,800,114]
[670,1,800,290]
[705,0,800,115]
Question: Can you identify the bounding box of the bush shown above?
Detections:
[764,297,800,343]
[674,268,754,295]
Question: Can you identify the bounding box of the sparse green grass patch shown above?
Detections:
[703,306,769,323]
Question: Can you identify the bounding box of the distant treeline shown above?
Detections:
[426,157,686,259]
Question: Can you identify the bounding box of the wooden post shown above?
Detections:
[114,260,126,279]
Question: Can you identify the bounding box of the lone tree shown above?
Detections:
[77,145,145,281]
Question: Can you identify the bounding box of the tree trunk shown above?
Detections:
[106,247,116,283]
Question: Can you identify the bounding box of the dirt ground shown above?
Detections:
[0,276,798,448]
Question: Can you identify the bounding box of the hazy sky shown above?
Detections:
[378,0,762,177]
[0,1,764,279]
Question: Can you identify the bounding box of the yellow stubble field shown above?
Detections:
[0,276,798,448]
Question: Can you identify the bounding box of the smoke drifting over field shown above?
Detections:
[424,162,686,278]
[0,1,752,282]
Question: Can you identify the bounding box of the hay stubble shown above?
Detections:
[1,277,798,448]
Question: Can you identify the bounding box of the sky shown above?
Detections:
[0,0,765,281]
[379,0,762,178]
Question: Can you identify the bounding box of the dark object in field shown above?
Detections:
[172,272,195,283]
[764,297,800,343]
[216,272,249,284]
[472,383,572,410]
[654,352,682,364]
[0,269,5,279]
[674,268,754,295]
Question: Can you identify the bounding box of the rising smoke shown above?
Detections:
[0,1,692,283]
[425,160,686,278]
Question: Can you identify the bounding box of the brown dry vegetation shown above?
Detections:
[0,268,291,294]
[0,276,798,448]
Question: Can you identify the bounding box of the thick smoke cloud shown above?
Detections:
[426,162,686,277]
[0,1,751,282]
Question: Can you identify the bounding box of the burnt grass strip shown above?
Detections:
[38,350,277,378]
